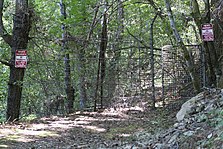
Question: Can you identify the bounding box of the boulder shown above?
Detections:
[176,92,204,121]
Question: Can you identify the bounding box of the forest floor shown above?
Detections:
[0,98,186,149]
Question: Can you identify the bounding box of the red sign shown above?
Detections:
[15,50,27,68]
[202,24,214,41]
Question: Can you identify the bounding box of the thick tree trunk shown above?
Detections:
[6,0,32,121]
[211,0,223,87]
[7,67,25,121]
[191,0,222,87]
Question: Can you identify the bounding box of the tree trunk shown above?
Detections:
[78,47,87,110]
[165,0,201,93]
[211,0,223,87]
[99,13,107,109]
[60,0,74,114]
[191,0,222,87]
[107,0,124,101]
[149,13,158,109]
[94,13,108,111]
[6,0,32,121]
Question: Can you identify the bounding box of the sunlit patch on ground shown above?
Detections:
[0,98,181,148]
[0,126,59,143]
[0,144,8,148]
[118,133,131,137]
[17,129,59,137]
[29,123,48,131]
[81,125,106,133]
[155,100,165,107]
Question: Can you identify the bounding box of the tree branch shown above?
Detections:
[0,59,11,66]
[126,27,151,49]
[147,0,164,19]
[118,45,161,51]
[0,0,12,47]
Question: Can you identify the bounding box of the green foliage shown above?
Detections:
[20,114,37,122]
[0,0,212,118]
[199,108,223,148]
[0,65,8,122]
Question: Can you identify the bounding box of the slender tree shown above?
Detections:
[150,12,158,109]
[165,0,201,93]
[107,0,124,100]
[94,13,108,111]
[60,0,74,114]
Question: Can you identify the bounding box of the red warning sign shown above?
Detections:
[15,50,27,68]
[202,24,214,41]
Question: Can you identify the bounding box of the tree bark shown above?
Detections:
[6,0,32,121]
[78,47,87,110]
[94,13,108,111]
[165,0,201,93]
[149,12,158,109]
[60,0,74,114]
[191,0,222,87]
[107,0,124,101]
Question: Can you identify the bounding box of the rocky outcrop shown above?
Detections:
[146,88,223,149]
[114,88,223,149]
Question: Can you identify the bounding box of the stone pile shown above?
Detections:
[96,88,223,149]
[144,88,223,149]
[110,88,223,149]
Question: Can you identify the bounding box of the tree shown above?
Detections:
[190,0,222,87]
[3,0,222,119]
[0,0,33,121]
[165,0,201,93]
[59,0,75,114]
[94,13,108,111]
[213,0,223,88]
[107,0,124,101]
[150,12,159,109]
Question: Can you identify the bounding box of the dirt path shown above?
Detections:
[0,102,182,149]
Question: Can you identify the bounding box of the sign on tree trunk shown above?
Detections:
[15,50,27,68]
[202,24,214,41]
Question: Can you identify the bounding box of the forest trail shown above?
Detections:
[0,100,183,149]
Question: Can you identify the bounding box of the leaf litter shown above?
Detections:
[0,100,182,149]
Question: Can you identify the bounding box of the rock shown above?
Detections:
[134,142,147,148]
[143,88,223,149]
[174,122,185,130]
[183,130,195,136]
[153,143,165,149]
[167,133,178,144]
[196,113,208,123]
[176,92,204,121]
[207,133,213,139]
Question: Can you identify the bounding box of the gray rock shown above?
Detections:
[153,143,165,149]
[174,122,185,130]
[183,130,195,136]
[176,92,204,121]
[167,133,179,144]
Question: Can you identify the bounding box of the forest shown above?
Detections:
[0,0,223,148]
